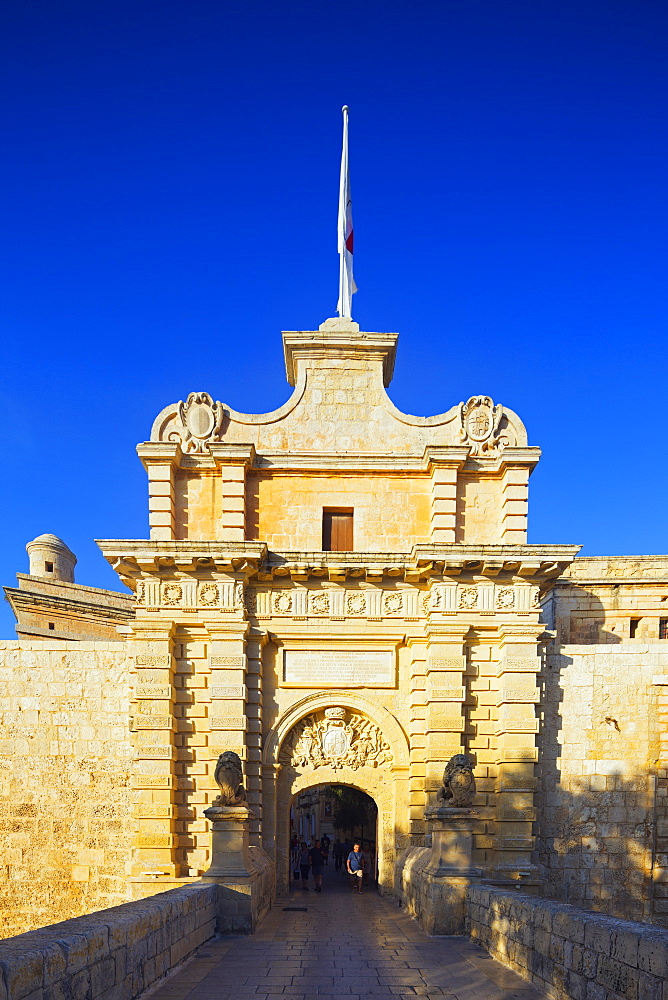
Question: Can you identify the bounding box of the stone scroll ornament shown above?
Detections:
[168,392,224,453]
[213,751,247,806]
[281,707,393,771]
[437,753,476,808]
[459,396,508,455]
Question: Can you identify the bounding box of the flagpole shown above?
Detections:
[336,105,355,319]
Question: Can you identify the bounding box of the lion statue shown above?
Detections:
[437,753,476,808]
[213,751,246,806]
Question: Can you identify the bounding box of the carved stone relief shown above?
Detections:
[175,392,224,453]
[459,396,509,455]
[280,706,393,771]
[458,586,478,610]
[346,592,366,616]
[309,592,330,615]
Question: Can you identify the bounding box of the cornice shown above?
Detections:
[97,539,579,589]
[4,586,135,622]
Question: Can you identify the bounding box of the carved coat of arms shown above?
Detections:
[173,392,224,453]
[459,396,506,455]
[282,707,392,771]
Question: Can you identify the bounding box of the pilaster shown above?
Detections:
[424,619,470,812]
[428,449,468,543]
[137,443,180,542]
[244,631,268,845]
[499,463,530,544]
[129,619,179,880]
[493,625,543,885]
[209,445,254,542]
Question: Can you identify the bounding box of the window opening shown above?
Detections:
[322,509,353,551]
[660,619,668,640]
[48,622,55,630]
[45,561,53,573]
[629,618,641,639]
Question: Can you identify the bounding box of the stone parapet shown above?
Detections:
[0,883,218,1000]
[466,884,668,1000]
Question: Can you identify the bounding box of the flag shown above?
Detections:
[337,106,357,319]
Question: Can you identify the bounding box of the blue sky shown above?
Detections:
[1,0,667,635]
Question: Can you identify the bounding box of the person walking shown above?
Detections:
[332,839,344,872]
[309,839,326,892]
[298,841,310,890]
[346,840,365,893]
[320,833,330,865]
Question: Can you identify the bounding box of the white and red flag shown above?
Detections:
[337,105,357,319]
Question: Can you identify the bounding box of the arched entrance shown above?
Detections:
[262,692,410,898]
[289,782,379,889]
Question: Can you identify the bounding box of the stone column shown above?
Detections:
[129,619,179,883]
[493,625,543,886]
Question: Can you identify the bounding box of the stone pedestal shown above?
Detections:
[421,806,481,934]
[202,803,273,932]
[424,805,481,878]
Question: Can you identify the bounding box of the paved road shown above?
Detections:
[149,866,547,1000]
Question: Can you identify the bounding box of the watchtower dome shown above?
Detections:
[26,534,77,583]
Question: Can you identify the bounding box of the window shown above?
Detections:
[48,622,55,630]
[322,508,353,551]
[660,619,668,640]
[45,561,53,573]
[629,618,641,639]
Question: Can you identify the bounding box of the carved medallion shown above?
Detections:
[496,587,515,609]
[199,583,219,607]
[458,586,478,610]
[163,583,183,606]
[176,392,224,453]
[310,592,330,616]
[384,592,402,615]
[346,592,366,615]
[281,707,393,771]
[459,396,506,455]
[274,592,293,614]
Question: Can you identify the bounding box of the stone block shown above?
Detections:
[90,958,116,998]
[638,933,668,978]
[596,955,639,999]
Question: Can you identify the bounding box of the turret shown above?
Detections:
[26,534,77,583]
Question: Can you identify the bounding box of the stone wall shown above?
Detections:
[537,644,668,923]
[466,885,668,1000]
[0,882,217,1000]
[0,641,134,938]
[542,555,668,645]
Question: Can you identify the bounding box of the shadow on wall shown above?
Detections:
[542,587,622,645]
[536,650,666,925]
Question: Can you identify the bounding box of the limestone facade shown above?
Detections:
[1,315,667,937]
[93,318,576,904]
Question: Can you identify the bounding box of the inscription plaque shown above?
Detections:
[283,649,394,687]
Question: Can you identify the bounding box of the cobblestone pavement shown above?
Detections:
[148,867,547,1000]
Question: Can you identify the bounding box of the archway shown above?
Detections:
[262,695,410,898]
[289,782,379,891]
